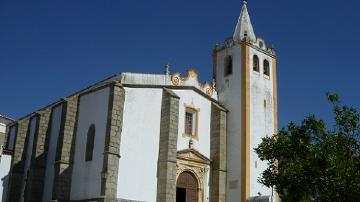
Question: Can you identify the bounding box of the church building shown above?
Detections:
[2,1,277,201]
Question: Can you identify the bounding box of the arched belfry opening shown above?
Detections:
[176,171,199,202]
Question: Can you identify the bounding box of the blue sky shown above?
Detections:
[1,0,359,128]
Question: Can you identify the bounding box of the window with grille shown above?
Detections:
[184,107,197,137]
[185,111,193,135]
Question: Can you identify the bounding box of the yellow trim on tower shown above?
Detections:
[272,57,279,202]
[241,42,251,201]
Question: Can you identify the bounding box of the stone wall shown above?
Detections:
[7,117,30,201]
[52,95,78,201]
[0,132,5,146]
[210,103,227,202]
[156,88,180,202]
[25,108,52,201]
[100,83,125,202]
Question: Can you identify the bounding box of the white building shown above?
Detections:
[3,1,278,201]
[0,115,13,202]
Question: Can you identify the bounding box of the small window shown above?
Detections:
[253,55,259,72]
[259,41,264,49]
[85,124,95,161]
[264,60,270,77]
[224,56,233,76]
[184,107,198,138]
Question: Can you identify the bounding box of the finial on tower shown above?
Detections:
[233,0,256,43]
[164,63,170,76]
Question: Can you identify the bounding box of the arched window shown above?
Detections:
[253,55,259,72]
[264,60,270,77]
[224,56,233,76]
[85,124,95,161]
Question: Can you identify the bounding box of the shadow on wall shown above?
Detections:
[24,152,47,201]
[7,121,77,202]
[7,159,24,201]
[7,145,75,202]
[1,171,9,202]
[23,116,53,202]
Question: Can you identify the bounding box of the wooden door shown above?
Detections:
[176,172,198,202]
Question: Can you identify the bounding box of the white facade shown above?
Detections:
[249,47,275,198]
[215,2,277,200]
[0,116,12,202]
[216,45,276,201]
[215,45,243,200]
[115,86,214,202]
[174,89,212,159]
[174,89,212,201]
[70,87,110,200]
[0,154,11,202]
[117,87,163,201]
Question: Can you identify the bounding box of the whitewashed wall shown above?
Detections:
[174,90,212,158]
[249,47,275,198]
[216,44,276,200]
[70,87,110,200]
[216,45,243,201]
[117,88,162,201]
[173,89,212,202]
[0,154,11,202]
[42,104,63,202]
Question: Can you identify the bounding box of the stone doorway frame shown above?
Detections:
[176,149,210,202]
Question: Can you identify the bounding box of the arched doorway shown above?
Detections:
[176,171,199,202]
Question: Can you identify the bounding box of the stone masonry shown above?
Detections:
[156,88,180,202]
[100,83,125,202]
[25,107,52,201]
[210,103,227,202]
[52,96,78,201]
[1,116,13,146]
[7,117,31,202]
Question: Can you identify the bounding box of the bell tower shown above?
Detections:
[213,1,278,201]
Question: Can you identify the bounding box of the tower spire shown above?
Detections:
[233,0,256,42]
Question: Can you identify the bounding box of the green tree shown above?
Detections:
[255,93,360,202]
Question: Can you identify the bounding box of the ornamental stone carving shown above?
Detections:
[176,149,210,202]
[170,70,216,98]
[171,73,182,86]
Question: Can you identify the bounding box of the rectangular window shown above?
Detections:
[184,106,199,139]
[185,111,193,135]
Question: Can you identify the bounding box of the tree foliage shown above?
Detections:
[255,93,360,202]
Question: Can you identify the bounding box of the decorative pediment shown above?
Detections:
[177,149,210,165]
[171,69,216,98]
